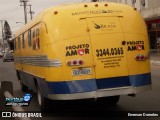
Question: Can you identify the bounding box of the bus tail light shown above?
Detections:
[66,59,84,66]
[73,60,77,65]
[78,60,83,65]
[67,60,71,65]
[135,54,147,61]
[140,55,144,60]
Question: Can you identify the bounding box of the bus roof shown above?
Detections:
[14,2,135,37]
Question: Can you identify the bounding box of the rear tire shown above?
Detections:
[21,84,28,92]
[97,96,120,105]
[106,96,120,105]
[36,84,51,112]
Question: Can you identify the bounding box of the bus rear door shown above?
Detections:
[85,16,131,90]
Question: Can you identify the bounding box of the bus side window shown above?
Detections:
[28,29,32,47]
[32,29,36,50]
[22,33,25,48]
[18,36,21,49]
[36,28,40,36]
[36,28,40,49]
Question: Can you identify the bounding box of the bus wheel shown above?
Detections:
[106,95,120,105]
[21,84,28,92]
[37,84,51,112]
[97,96,120,105]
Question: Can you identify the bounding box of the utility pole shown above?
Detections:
[20,0,29,24]
[0,20,5,51]
[28,4,34,20]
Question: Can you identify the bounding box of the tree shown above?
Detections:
[4,21,12,39]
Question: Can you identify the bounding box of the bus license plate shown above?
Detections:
[72,68,91,76]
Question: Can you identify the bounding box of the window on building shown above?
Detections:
[140,0,148,10]
[132,0,136,7]
[141,0,145,6]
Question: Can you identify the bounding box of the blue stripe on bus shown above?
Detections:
[47,79,97,94]
[96,76,131,90]
[129,73,151,87]
[96,73,151,89]
[47,73,151,94]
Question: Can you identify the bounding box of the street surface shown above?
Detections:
[0,56,160,120]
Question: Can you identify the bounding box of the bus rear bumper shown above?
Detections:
[48,85,151,100]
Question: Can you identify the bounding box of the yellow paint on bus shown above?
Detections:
[13,2,151,111]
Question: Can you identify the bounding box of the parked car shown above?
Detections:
[0,52,4,57]
[3,52,14,62]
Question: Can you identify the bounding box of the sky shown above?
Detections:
[0,0,91,38]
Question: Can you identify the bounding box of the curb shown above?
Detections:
[150,60,160,66]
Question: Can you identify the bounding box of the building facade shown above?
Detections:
[92,0,148,10]
[92,0,160,52]
[141,0,160,53]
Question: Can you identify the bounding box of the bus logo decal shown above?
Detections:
[78,49,85,56]
[94,23,101,29]
[66,44,89,57]
[126,41,145,51]
[93,22,117,30]
[71,9,122,16]
[137,44,142,51]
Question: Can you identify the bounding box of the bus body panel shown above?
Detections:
[14,2,151,100]
[85,16,129,79]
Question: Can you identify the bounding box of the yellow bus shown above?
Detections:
[14,2,151,111]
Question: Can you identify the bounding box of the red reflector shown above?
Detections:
[136,54,147,61]
[141,55,144,60]
[67,59,84,66]
[73,60,77,65]
[136,55,140,60]
[78,60,83,65]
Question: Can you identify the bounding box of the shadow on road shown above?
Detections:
[43,99,127,118]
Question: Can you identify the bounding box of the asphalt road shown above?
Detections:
[0,58,160,120]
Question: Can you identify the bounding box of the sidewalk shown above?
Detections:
[150,53,160,66]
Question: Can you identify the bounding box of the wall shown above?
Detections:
[92,0,160,20]
[148,0,160,9]
[140,0,160,20]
